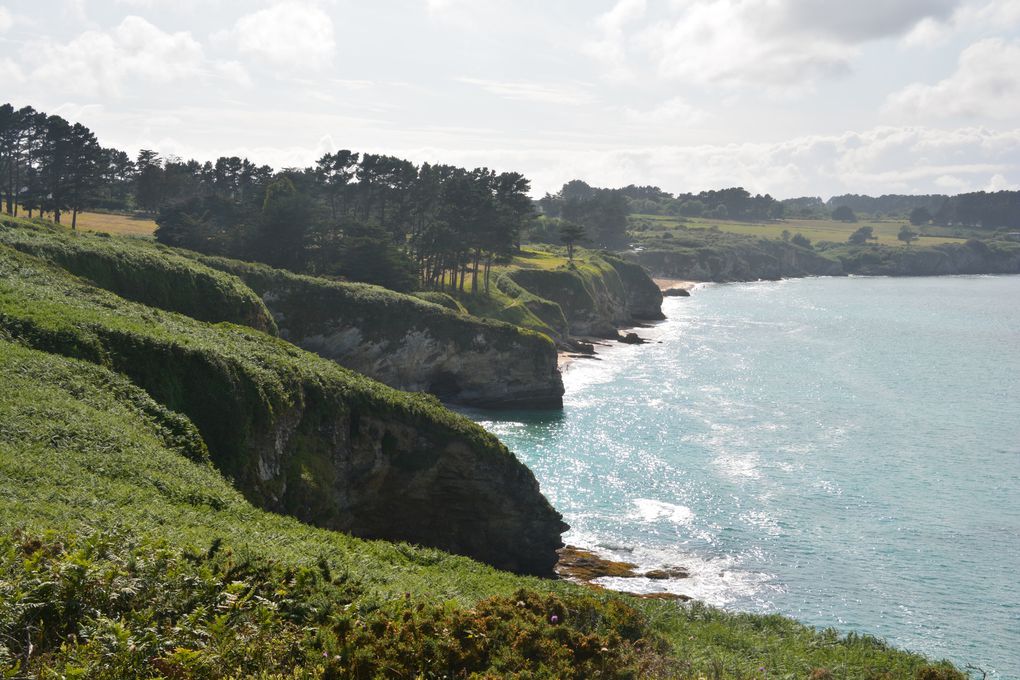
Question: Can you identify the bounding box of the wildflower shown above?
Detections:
[550,615,559,624]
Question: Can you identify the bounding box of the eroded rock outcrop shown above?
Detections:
[0,245,567,575]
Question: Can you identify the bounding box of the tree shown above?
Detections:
[40,115,75,224]
[909,207,932,226]
[558,221,586,261]
[848,226,875,245]
[832,205,857,222]
[898,224,919,245]
[135,150,164,212]
[791,233,812,248]
[781,229,791,241]
[334,223,417,292]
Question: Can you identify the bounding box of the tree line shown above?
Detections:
[0,103,535,293]
[538,181,785,226]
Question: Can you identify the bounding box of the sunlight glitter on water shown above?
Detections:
[473,276,1020,678]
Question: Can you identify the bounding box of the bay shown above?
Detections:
[472,275,1020,678]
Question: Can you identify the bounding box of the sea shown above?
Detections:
[469,275,1020,678]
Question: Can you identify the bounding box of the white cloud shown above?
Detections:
[458,78,596,106]
[902,0,1020,47]
[625,96,706,126]
[591,0,963,88]
[986,172,1012,190]
[223,2,336,70]
[0,7,13,32]
[887,38,1020,119]
[417,125,1020,197]
[0,59,24,83]
[582,0,646,78]
[26,16,208,97]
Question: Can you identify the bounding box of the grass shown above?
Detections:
[0,243,563,575]
[435,247,661,340]
[630,214,967,247]
[0,216,276,334]
[0,338,966,678]
[14,207,159,236]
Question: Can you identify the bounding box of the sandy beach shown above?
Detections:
[653,278,699,293]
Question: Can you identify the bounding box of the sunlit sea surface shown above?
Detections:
[469,276,1020,678]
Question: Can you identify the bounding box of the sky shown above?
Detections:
[2,0,1020,199]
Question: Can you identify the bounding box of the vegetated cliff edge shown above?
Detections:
[0,245,566,575]
[499,252,665,339]
[0,218,563,409]
[0,218,277,334]
[185,252,564,409]
[629,232,1020,282]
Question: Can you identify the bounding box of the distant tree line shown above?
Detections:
[0,103,534,293]
[783,192,1019,228]
[537,181,785,239]
[824,194,946,219]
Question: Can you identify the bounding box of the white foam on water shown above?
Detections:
[631,498,694,525]
[593,547,780,610]
[712,453,762,480]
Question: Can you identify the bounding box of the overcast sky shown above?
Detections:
[2,0,1020,198]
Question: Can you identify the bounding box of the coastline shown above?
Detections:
[556,279,698,371]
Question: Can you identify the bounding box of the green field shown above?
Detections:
[630,214,970,247]
[10,207,158,236]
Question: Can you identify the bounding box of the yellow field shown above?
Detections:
[13,209,157,237]
[509,247,570,270]
[632,214,966,246]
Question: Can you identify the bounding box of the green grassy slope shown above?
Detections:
[0,244,564,574]
[0,217,276,334]
[182,250,554,356]
[0,339,964,678]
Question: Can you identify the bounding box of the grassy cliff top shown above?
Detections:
[0,244,510,466]
[181,248,557,351]
[0,217,277,334]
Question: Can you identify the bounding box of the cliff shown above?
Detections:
[0,245,566,575]
[504,253,664,338]
[0,218,277,333]
[631,238,843,281]
[629,230,1020,282]
[185,253,564,409]
[824,239,1020,276]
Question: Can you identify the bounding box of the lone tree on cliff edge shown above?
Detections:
[559,221,587,262]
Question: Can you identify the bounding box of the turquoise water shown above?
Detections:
[473,276,1020,678]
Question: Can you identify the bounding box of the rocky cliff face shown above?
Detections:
[505,255,664,338]
[602,254,666,320]
[630,238,1020,282]
[0,245,567,575]
[830,240,1020,276]
[189,255,564,409]
[631,241,843,282]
